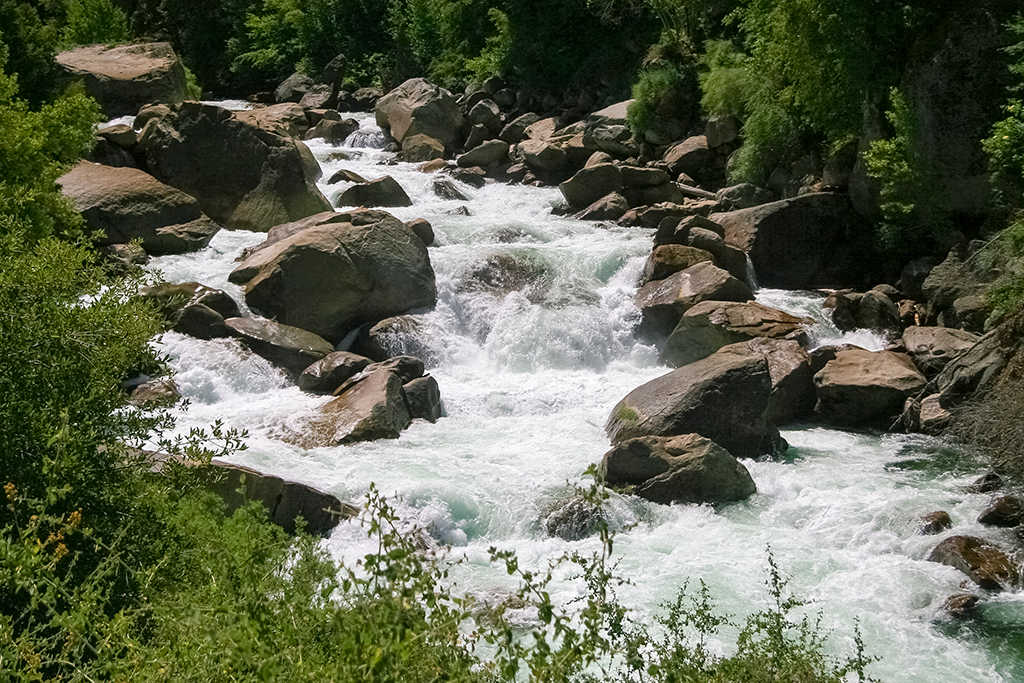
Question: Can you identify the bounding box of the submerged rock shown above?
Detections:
[225,317,334,376]
[298,368,412,445]
[928,535,1021,591]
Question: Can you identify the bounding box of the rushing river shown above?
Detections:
[147,111,1024,681]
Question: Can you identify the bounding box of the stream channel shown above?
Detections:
[144,109,1024,681]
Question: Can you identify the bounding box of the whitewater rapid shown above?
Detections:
[148,112,1024,681]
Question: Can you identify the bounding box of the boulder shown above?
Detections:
[662,301,811,369]
[922,246,984,309]
[977,496,1024,528]
[58,162,219,255]
[274,72,314,103]
[663,136,711,180]
[97,124,137,149]
[403,134,446,162]
[468,99,502,134]
[55,42,187,118]
[139,102,331,232]
[710,193,870,289]
[935,331,1008,407]
[600,434,756,505]
[718,338,815,426]
[904,393,952,434]
[458,139,510,168]
[583,101,637,158]
[706,116,740,148]
[304,118,360,144]
[525,117,560,141]
[432,177,469,201]
[942,594,981,618]
[210,460,354,534]
[139,281,240,320]
[517,139,567,173]
[606,350,782,459]
[404,375,443,422]
[715,184,777,211]
[353,315,436,363]
[500,112,542,144]
[229,211,436,343]
[813,349,927,427]
[968,473,1004,494]
[374,78,463,148]
[337,176,413,208]
[299,368,412,445]
[621,166,670,188]
[634,262,753,344]
[174,304,230,340]
[327,168,369,185]
[575,192,629,221]
[463,123,491,151]
[902,326,979,376]
[297,351,372,394]
[236,103,309,137]
[641,245,714,284]
[918,511,953,535]
[362,355,425,385]
[129,378,181,407]
[559,163,623,209]
[928,535,1020,591]
[225,317,334,376]
[406,218,435,246]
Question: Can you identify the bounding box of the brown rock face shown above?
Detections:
[337,176,413,208]
[601,433,756,505]
[918,511,953,535]
[977,496,1024,528]
[375,78,463,148]
[236,103,309,137]
[229,210,436,343]
[641,245,714,285]
[634,262,753,344]
[928,535,1020,591]
[813,349,927,427]
[139,102,331,232]
[225,317,335,376]
[606,350,783,459]
[297,352,372,394]
[297,369,412,446]
[902,326,979,377]
[718,338,815,426]
[59,162,219,254]
[56,42,187,117]
[662,300,811,368]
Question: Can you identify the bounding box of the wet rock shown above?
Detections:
[404,375,442,422]
[458,139,510,168]
[406,218,434,246]
[139,102,331,232]
[928,535,1020,591]
[601,433,756,505]
[641,244,714,285]
[327,168,369,185]
[297,351,372,394]
[575,192,629,221]
[544,497,602,541]
[559,163,623,209]
[56,42,187,117]
[662,301,811,369]
[375,78,463,148]
[635,262,753,344]
[129,378,181,407]
[304,117,360,144]
[977,496,1024,528]
[918,511,953,535]
[967,473,1004,494]
[403,133,446,162]
[606,349,782,459]
[174,304,230,340]
[210,460,354,534]
[225,317,335,376]
[432,177,469,201]
[353,315,436,362]
[711,193,870,289]
[941,593,981,618]
[363,355,425,385]
[813,349,928,427]
[139,281,240,320]
[59,162,219,254]
[902,326,979,376]
[337,176,413,208]
[230,210,435,343]
[299,368,412,445]
[719,338,815,426]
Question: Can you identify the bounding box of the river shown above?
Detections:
[147,111,1024,681]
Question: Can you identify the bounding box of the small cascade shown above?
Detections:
[146,108,1024,682]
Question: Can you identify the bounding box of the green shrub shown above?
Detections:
[0,0,61,105]
[60,0,129,47]
[627,63,691,136]
[699,38,751,119]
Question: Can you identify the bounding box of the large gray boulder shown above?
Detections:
[59,161,219,254]
[582,101,638,158]
[56,42,187,118]
[902,326,979,377]
[662,300,812,368]
[229,210,436,343]
[934,330,1009,407]
[559,163,623,209]
[663,136,710,181]
[297,368,412,445]
[297,351,372,394]
[641,244,714,285]
[225,317,334,376]
[375,78,463,148]
[634,262,753,343]
[813,349,927,427]
[601,434,756,505]
[138,102,331,231]
[337,176,413,208]
[719,338,815,426]
[606,350,782,459]
[457,139,510,168]
[710,193,869,289]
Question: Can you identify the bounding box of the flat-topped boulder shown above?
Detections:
[641,244,714,285]
[56,42,187,117]
[235,102,309,137]
[606,349,782,459]
[225,317,334,376]
[902,326,979,377]
[138,102,330,231]
[59,161,218,254]
[661,300,811,368]
[559,163,623,209]
[229,210,436,343]
[710,193,870,289]
[813,349,927,427]
[601,434,756,505]
[375,78,463,148]
[634,262,753,343]
[297,351,372,394]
